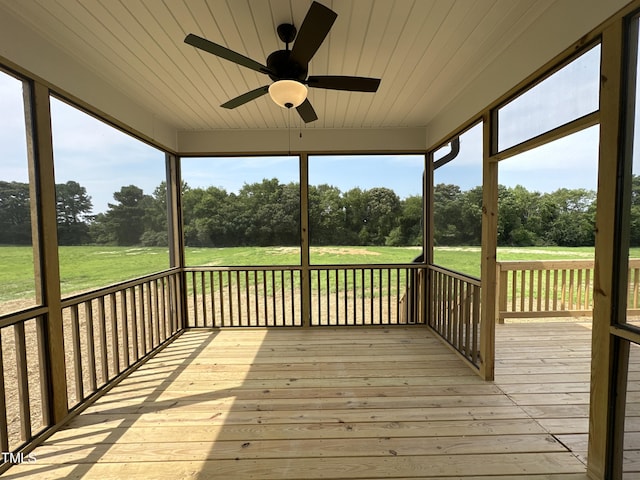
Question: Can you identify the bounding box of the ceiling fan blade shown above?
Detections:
[185,34,271,75]
[221,85,270,109]
[290,2,337,66]
[307,75,381,92]
[296,98,318,123]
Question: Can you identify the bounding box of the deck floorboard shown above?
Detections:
[4,324,594,479]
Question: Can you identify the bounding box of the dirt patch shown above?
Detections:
[312,247,381,256]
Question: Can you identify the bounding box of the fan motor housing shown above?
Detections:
[266,50,307,82]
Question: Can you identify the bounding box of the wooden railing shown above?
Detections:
[185,264,426,327]
[61,270,183,408]
[0,269,182,470]
[185,267,302,327]
[428,265,481,368]
[309,264,424,326]
[496,258,640,322]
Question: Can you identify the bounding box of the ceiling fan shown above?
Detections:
[184,1,381,123]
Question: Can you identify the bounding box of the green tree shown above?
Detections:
[308,184,346,245]
[56,180,93,245]
[94,185,150,245]
[0,181,31,244]
[386,195,422,246]
[140,182,169,246]
[433,183,463,245]
[544,188,595,246]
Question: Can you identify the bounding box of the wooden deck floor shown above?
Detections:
[4,323,593,479]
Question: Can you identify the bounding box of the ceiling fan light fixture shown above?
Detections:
[268,80,307,108]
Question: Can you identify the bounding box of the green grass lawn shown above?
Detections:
[1,244,636,305]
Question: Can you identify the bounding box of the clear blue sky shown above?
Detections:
[0,45,609,215]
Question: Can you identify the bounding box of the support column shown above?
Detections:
[479,113,498,381]
[300,153,311,327]
[166,153,187,330]
[588,18,626,480]
[25,81,68,423]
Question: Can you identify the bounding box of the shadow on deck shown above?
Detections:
[3,324,592,479]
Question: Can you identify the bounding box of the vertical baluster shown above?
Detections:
[84,301,97,392]
[465,282,472,358]
[359,269,364,325]
[200,271,207,328]
[458,283,465,351]
[633,268,639,308]
[536,270,543,312]
[577,269,583,311]
[270,270,276,326]
[569,269,575,310]
[452,279,459,349]
[0,330,8,452]
[335,269,340,325]
[519,270,526,313]
[378,269,383,325]
[97,296,108,384]
[35,316,51,428]
[219,271,225,327]
[109,293,120,376]
[585,268,592,310]
[262,271,268,326]
[397,269,402,325]
[158,278,166,341]
[227,271,234,326]
[120,290,130,368]
[352,268,364,325]
[168,274,177,335]
[369,268,374,325]
[527,270,534,312]
[510,270,517,313]
[344,269,349,325]
[190,271,197,327]
[146,282,153,349]
[253,271,259,326]
[290,270,296,326]
[139,284,147,355]
[280,270,286,326]
[472,285,480,365]
[315,270,321,326]
[553,270,559,311]
[386,269,391,325]
[244,270,250,326]
[209,271,216,328]
[149,281,156,347]
[544,270,551,311]
[130,287,139,362]
[14,322,31,442]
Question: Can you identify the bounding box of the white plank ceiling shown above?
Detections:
[0,0,624,134]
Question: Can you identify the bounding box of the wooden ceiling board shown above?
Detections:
[0,0,630,140]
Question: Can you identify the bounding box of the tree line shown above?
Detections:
[3,176,636,248]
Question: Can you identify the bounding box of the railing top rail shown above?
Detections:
[429,264,481,286]
[0,305,48,329]
[185,265,301,272]
[310,263,425,270]
[497,259,595,271]
[60,267,181,308]
[185,263,426,272]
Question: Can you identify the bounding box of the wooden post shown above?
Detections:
[167,153,184,270]
[166,154,187,330]
[479,113,498,381]
[300,153,311,327]
[24,81,69,423]
[425,153,434,326]
[588,18,626,480]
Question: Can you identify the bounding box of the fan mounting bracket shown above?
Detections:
[277,23,297,46]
